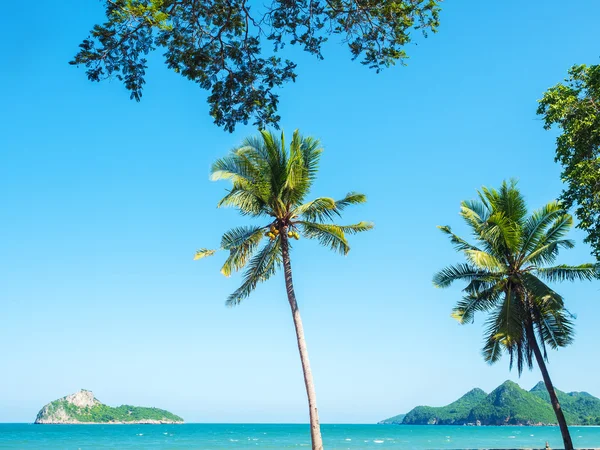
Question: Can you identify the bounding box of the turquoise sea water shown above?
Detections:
[1,424,600,449]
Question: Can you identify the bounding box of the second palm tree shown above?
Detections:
[434,180,598,450]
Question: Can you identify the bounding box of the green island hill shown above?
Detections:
[34,390,183,424]
[379,381,600,426]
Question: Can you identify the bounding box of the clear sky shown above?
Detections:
[1,0,599,424]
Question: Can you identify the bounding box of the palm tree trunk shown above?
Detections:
[525,321,573,450]
[280,230,324,450]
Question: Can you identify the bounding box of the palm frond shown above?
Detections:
[482,316,504,365]
[218,187,268,216]
[194,248,217,260]
[534,303,575,350]
[523,239,575,266]
[437,225,481,252]
[464,249,506,272]
[300,134,322,188]
[299,221,350,255]
[536,264,599,282]
[433,263,492,288]
[284,130,307,195]
[481,211,521,256]
[542,213,573,244]
[293,197,337,222]
[259,130,288,197]
[451,282,504,324]
[335,192,367,211]
[520,201,565,256]
[226,239,281,306]
[210,152,265,191]
[220,226,266,277]
[521,273,565,310]
[496,179,528,227]
[461,199,490,232]
[482,287,527,372]
[338,221,374,234]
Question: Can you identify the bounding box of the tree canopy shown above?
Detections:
[433,180,598,373]
[71,0,441,132]
[537,64,600,260]
[195,129,373,305]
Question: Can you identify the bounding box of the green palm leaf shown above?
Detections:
[536,264,599,282]
[226,239,281,306]
[438,225,481,252]
[194,248,216,260]
[299,221,351,255]
[433,263,492,288]
[335,192,368,211]
[220,226,266,277]
[451,282,504,324]
[520,201,565,256]
[338,221,374,234]
[218,187,268,216]
[294,197,337,222]
[464,249,506,272]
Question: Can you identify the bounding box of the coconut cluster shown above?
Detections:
[265,226,299,240]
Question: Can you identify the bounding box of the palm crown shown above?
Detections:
[195,129,373,305]
[433,180,597,373]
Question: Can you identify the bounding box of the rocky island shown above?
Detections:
[34,390,184,424]
[380,381,600,426]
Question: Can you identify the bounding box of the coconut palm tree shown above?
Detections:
[195,129,372,450]
[433,180,598,450]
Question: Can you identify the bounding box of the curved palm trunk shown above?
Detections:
[525,322,573,450]
[280,231,324,450]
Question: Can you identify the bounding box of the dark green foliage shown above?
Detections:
[468,381,556,425]
[538,64,600,260]
[71,0,441,132]
[530,382,600,426]
[50,399,183,423]
[381,381,600,426]
[401,388,488,425]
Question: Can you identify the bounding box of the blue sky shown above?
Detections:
[1,0,599,424]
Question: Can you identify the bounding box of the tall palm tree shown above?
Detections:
[433,180,598,450]
[195,129,373,450]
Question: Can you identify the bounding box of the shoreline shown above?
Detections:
[33,421,184,425]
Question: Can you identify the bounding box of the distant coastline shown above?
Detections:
[379,381,600,426]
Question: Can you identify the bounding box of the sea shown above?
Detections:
[1,424,600,449]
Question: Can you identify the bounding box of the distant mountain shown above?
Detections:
[530,382,600,425]
[467,381,556,425]
[35,390,184,424]
[380,381,600,426]
[399,389,488,425]
[378,413,405,425]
